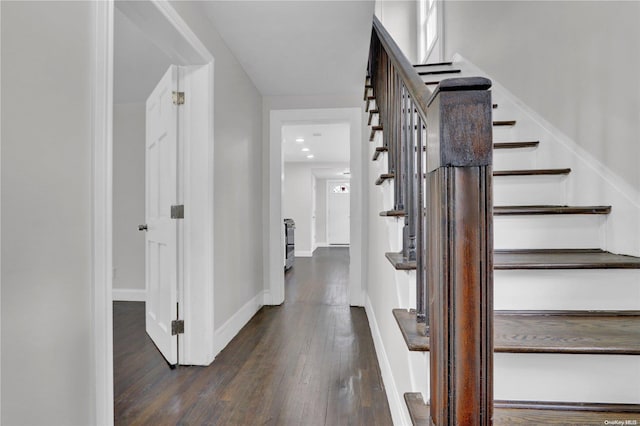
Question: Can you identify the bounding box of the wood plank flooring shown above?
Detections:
[114,247,392,425]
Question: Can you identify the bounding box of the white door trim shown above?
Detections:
[91,2,114,424]
[92,1,215,424]
[266,108,365,307]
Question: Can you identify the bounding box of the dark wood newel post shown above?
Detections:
[426,78,494,426]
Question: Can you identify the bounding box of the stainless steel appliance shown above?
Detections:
[284,218,295,270]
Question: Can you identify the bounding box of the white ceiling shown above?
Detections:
[282,122,350,163]
[201,1,375,96]
[114,8,173,104]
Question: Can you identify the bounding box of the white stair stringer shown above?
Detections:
[365,138,417,425]
[494,269,640,311]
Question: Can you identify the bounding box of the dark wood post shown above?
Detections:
[425,78,494,426]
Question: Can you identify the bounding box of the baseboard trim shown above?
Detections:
[365,295,410,426]
[112,288,146,302]
[214,291,264,356]
[295,250,313,257]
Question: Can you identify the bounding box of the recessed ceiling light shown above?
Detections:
[301,148,310,152]
[343,171,351,175]
[295,138,304,143]
[306,154,314,159]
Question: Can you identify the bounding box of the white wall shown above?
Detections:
[1,2,94,424]
[113,103,146,297]
[315,178,328,245]
[374,0,418,63]
[170,2,264,330]
[444,0,640,192]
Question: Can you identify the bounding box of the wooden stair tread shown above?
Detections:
[369,125,383,141]
[404,393,640,426]
[494,120,517,126]
[372,146,388,161]
[375,173,394,185]
[494,141,540,149]
[379,210,405,217]
[417,69,461,76]
[413,61,454,67]
[393,309,640,354]
[494,205,611,215]
[385,252,416,270]
[494,168,571,177]
[495,249,640,269]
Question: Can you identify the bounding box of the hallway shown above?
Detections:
[114,247,393,425]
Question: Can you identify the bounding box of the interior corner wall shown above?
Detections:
[444,0,640,192]
[1,2,94,424]
[374,0,418,63]
[113,103,146,296]
[169,2,264,330]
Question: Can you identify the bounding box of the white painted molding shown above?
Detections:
[153,1,213,62]
[266,107,365,308]
[294,250,313,257]
[91,1,114,425]
[213,291,264,357]
[262,289,273,306]
[365,295,409,426]
[112,288,146,302]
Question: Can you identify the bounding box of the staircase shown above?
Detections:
[365,18,640,426]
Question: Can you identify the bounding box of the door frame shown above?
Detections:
[92,1,215,424]
[326,179,351,245]
[266,108,365,307]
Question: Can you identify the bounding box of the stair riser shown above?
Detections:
[494,147,537,170]
[494,215,604,250]
[494,269,640,310]
[494,175,567,205]
[495,353,640,404]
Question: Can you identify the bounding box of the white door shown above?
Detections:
[327,181,350,245]
[144,65,180,365]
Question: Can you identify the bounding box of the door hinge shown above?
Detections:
[171,319,184,335]
[171,204,184,219]
[172,91,185,105]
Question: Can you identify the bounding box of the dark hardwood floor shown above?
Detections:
[114,247,393,425]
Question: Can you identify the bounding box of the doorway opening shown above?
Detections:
[267,108,365,308]
[282,121,351,263]
[93,1,215,423]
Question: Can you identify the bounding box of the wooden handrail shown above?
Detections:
[371,16,432,121]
